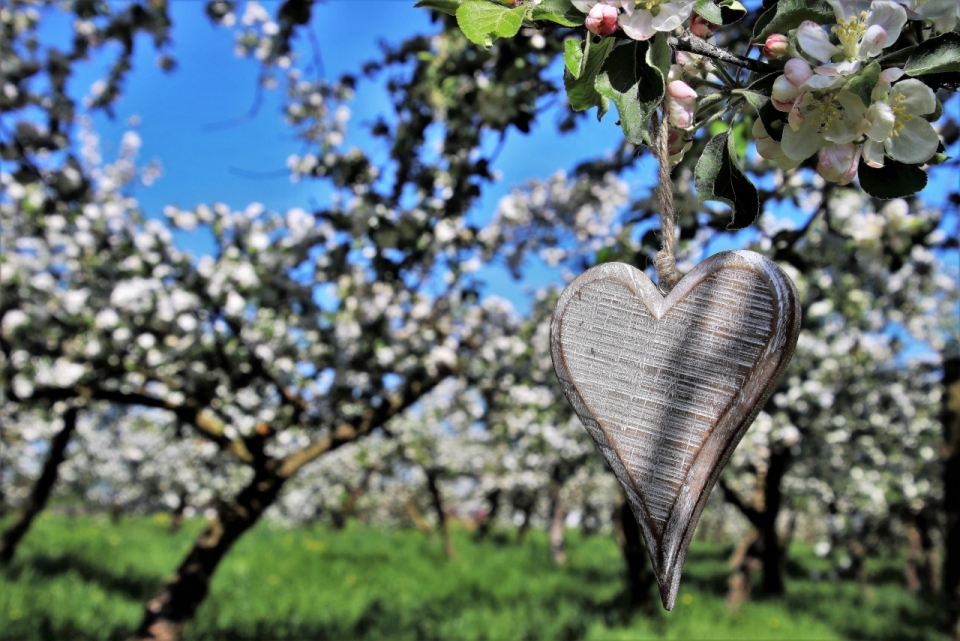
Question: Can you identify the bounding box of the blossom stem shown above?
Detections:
[667,30,777,75]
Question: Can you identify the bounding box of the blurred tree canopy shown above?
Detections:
[0,1,958,639]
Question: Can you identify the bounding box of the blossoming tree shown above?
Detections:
[1,0,959,638]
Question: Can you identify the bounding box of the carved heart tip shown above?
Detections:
[550,250,801,610]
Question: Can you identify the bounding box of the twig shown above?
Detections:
[668,30,777,75]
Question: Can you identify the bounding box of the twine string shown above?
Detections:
[651,106,682,293]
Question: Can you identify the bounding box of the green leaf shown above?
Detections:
[594,34,670,146]
[529,0,584,27]
[857,159,928,199]
[734,73,777,112]
[718,0,747,24]
[758,100,787,141]
[694,130,760,230]
[905,31,960,76]
[694,0,722,25]
[413,0,463,17]
[842,60,880,108]
[754,0,834,41]
[564,36,615,116]
[564,37,583,78]
[456,0,526,47]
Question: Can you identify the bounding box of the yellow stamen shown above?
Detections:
[635,0,665,16]
[830,11,868,60]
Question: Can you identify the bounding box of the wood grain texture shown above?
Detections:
[550,250,800,610]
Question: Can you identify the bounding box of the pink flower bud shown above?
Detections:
[675,51,703,74]
[771,58,812,112]
[666,80,697,129]
[585,3,619,37]
[666,128,692,165]
[763,34,790,58]
[817,143,861,186]
[689,12,720,39]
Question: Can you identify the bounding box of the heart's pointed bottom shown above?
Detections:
[550,250,801,611]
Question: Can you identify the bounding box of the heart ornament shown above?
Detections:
[550,250,800,610]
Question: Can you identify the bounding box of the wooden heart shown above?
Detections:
[550,250,800,610]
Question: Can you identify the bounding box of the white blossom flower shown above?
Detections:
[862,72,939,167]
[816,142,861,185]
[797,0,907,75]
[619,0,696,41]
[782,89,868,161]
[897,0,960,32]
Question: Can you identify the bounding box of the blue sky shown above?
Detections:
[53,1,643,312]
[44,1,959,315]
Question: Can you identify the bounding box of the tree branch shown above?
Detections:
[278,365,454,478]
[668,30,777,75]
[718,478,765,530]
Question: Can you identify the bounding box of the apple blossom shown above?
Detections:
[762,34,791,59]
[689,11,719,38]
[816,142,861,185]
[897,0,960,33]
[772,58,814,111]
[782,89,868,162]
[666,79,697,129]
[619,0,696,41]
[585,3,620,36]
[862,76,940,167]
[797,0,907,75]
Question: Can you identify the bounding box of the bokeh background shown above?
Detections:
[1,1,959,639]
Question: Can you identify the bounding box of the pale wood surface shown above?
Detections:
[550,250,800,610]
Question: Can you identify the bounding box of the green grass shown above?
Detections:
[0,513,948,640]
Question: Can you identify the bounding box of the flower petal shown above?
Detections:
[865,0,907,48]
[857,24,889,60]
[783,116,824,161]
[862,139,886,168]
[798,21,841,61]
[864,101,895,142]
[817,142,860,185]
[885,116,940,164]
[619,5,655,40]
[572,0,597,12]
[652,0,695,31]
[784,58,813,85]
[891,78,937,116]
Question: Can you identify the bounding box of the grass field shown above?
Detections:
[0,513,947,640]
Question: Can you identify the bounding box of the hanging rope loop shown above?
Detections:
[651,105,682,293]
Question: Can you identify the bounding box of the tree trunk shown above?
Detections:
[0,406,77,566]
[331,467,375,530]
[759,448,789,596]
[404,498,435,538]
[613,496,654,613]
[474,488,501,541]
[548,470,566,565]
[168,490,188,534]
[132,466,286,641]
[727,530,762,610]
[719,446,791,603]
[425,468,454,559]
[515,498,534,544]
[906,511,938,595]
[941,355,960,639]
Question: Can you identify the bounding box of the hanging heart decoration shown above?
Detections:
[550,250,800,610]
